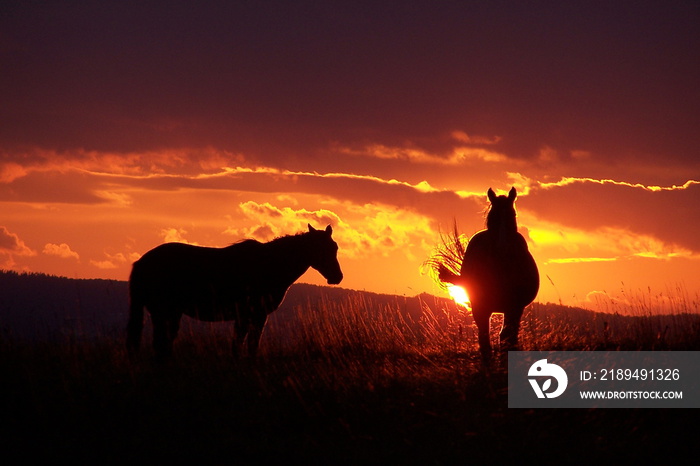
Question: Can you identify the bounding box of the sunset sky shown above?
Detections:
[2,1,699,310]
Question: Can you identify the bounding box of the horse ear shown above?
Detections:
[325,225,333,235]
[508,187,517,202]
[308,224,316,233]
[487,188,497,202]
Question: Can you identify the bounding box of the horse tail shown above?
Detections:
[126,263,145,356]
[439,266,468,288]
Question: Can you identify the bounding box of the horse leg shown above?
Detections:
[246,313,268,358]
[500,307,524,351]
[472,308,492,357]
[152,310,181,361]
[151,312,170,361]
[229,317,245,358]
[167,314,181,349]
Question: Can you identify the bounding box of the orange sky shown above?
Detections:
[2,2,699,312]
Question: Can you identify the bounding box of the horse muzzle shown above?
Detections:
[326,273,343,285]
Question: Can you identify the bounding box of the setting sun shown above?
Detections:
[447,284,470,309]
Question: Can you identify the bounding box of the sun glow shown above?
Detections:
[447,284,470,308]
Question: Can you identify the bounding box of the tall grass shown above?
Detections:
[3,286,700,463]
[422,221,468,288]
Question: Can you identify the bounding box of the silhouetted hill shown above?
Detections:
[0,270,127,341]
[0,269,659,345]
[1,270,464,342]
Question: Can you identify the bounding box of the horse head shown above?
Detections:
[486,187,518,233]
[307,224,343,285]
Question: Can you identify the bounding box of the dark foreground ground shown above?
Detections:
[2,338,696,465]
[2,272,698,464]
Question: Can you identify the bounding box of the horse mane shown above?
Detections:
[269,230,310,243]
[228,230,312,250]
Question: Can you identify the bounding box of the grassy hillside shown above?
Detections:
[1,270,699,463]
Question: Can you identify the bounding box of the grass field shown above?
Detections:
[2,288,699,464]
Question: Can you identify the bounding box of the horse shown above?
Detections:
[126,224,343,360]
[441,187,539,356]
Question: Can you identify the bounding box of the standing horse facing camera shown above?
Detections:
[126,224,343,360]
[441,187,539,356]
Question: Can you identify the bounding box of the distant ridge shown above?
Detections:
[3,270,668,345]
[0,270,463,342]
[0,270,128,341]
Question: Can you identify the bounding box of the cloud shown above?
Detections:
[508,173,700,197]
[87,161,477,231]
[583,290,631,308]
[338,142,508,165]
[0,169,118,204]
[228,200,435,260]
[90,251,141,270]
[43,243,79,260]
[520,177,700,254]
[0,147,242,182]
[1,148,453,207]
[0,162,29,183]
[536,176,700,193]
[0,150,485,261]
[90,259,120,270]
[450,131,502,145]
[525,216,697,264]
[0,147,487,244]
[226,201,345,242]
[160,228,198,244]
[215,165,484,234]
[0,226,35,269]
[0,226,35,256]
[219,166,440,193]
[342,203,435,260]
[95,191,133,207]
[547,257,618,264]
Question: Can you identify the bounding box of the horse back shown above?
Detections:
[133,242,247,280]
[130,241,283,320]
[460,230,539,308]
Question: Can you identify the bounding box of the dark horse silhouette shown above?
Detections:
[441,187,539,356]
[126,224,343,359]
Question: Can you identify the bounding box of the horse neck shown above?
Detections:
[264,234,313,285]
[486,210,518,244]
[487,208,514,227]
